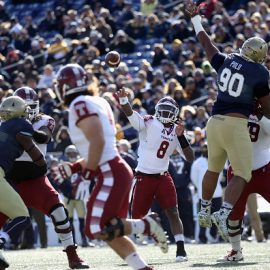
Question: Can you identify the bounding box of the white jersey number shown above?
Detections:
[219,68,244,97]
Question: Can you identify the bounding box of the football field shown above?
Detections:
[4,241,270,270]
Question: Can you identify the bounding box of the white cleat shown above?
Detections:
[224,249,244,262]
[175,255,188,262]
[143,213,169,254]
[198,210,212,228]
[211,211,229,242]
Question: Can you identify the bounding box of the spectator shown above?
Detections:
[125,12,147,39]
[24,16,37,38]
[109,29,135,54]
[14,29,31,53]
[95,17,112,41]
[141,0,158,16]
[37,64,56,89]
[38,10,57,32]
[152,43,168,67]
[89,30,107,55]
[0,1,10,23]
[47,34,69,62]
[53,126,73,153]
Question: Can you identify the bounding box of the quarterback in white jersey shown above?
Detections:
[223,113,270,262]
[56,64,169,270]
[117,88,194,262]
[0,87,90,269]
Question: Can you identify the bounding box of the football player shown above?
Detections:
[186,0,270,241]
[55,64,168,270]
[0,87,89,269]
[117,88,194,262]
[0,96,46,270]
[224,109,270,261]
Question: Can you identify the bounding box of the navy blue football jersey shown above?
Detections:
[0,118,34,174]
[211,53,270,117]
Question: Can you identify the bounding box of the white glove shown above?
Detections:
[75,180,90,202]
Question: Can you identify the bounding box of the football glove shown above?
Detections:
[57,161,83,183]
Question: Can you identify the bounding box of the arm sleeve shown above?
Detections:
[18,120,34,137]
[127,111,146,131]
[210,52,226,72]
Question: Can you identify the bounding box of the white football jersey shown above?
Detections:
[69,95,118,164]
[248,115,270,170]
[128,112,183,174]
[17,114,55,161]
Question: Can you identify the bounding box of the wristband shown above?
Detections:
[119,96,129,105]
[70,161,83,173]
[178,135,190,149]
[82,168,96,180]
[191,15,204,35]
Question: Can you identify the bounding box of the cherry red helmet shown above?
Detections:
[13,86,39,120]
[55,64,88,103]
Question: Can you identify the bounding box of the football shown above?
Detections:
[105,51,121,68]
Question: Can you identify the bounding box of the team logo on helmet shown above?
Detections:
[14,87,39,121]
[155,97,179,124]
[0,96,30,121]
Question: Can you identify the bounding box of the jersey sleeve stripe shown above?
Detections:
[19,131,33,137]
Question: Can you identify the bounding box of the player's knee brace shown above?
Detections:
[101,218,124,241]
[49,203,71,234]
[228,219,242,237]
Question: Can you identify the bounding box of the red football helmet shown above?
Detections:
[13,86,39,120]
[55,64,88,103]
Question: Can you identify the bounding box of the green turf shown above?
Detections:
[4,241,270,269]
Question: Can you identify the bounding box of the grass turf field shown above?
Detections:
[4,241,270,270]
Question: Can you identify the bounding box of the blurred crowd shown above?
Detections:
[1,0,270,247]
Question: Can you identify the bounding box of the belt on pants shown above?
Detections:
[135,171,168,177]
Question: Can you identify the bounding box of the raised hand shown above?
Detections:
[175,120,185,136]
[116,87,129,98]
[185,0,200,18]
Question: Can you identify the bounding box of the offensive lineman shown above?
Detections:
[0,87,89,269]
[55,63,168,270]
[0,96,46,270]
[117,88,194,262]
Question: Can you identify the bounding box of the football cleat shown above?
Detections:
[64,245,89,269]
[198,209,212,228]
[143,213,168,254]
[224,249,244,262]
[175,255,188,262]
[211,211,229,242]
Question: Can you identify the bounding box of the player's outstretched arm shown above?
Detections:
[116,88,133,117]
[185,0,219,62]
[16,133,46,167]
